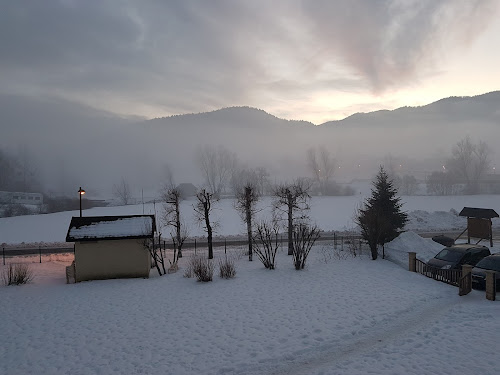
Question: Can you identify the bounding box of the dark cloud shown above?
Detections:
[0,0,497,117]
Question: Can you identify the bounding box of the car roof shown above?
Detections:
[481,253,500,259]
[444,244,489,252]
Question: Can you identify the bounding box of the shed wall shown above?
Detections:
[75,239,150,282]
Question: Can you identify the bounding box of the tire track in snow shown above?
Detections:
[263,295,460,375]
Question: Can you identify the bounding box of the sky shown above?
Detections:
[1,0,500,124]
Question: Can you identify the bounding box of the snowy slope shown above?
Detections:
[2,194,499,246]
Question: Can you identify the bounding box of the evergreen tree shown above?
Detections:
[356,166,408,260]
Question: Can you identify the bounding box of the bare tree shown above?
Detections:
[426,171,455,195]
[162,187,188,260]
[234,183,260,261]
[400,175,418,195]
[252,221,280,269]
[273,179,311,255]
[113,178,132,205]
[194,189,218,259]
[255,166,271,196]
[307,146,336,194]
[143,227,165,276]
[292,224,321,270]
[15,146,40,192]
[447,136,491,194]
[195,145,238,198]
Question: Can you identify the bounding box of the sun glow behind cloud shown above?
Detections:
[0,1,499,124]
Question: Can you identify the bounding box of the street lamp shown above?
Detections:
[78,187,85,217]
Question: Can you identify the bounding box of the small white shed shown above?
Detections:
[66,215,156,282]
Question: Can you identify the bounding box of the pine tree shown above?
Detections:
[356,166,408,260]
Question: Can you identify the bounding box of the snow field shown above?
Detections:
[2,194,500,246]
[1,240,499,375]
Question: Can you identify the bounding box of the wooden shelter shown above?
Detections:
[66,215,156,282]
[458,207,498,247]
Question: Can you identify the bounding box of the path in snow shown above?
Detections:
[266,294,459,375]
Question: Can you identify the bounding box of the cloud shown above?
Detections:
[300,0,499,92]
[0,0,497,118]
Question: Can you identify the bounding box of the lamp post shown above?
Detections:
[78,187,85,217]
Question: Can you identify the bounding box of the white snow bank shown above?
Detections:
[385,231,444,268]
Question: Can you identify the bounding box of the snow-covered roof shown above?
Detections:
[66,215,156,242]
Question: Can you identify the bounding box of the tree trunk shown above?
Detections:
[370,243,378,260]
[175,199,182,258]
[288,201,293,255]
[207,223,213,259]
[246,205,253,261]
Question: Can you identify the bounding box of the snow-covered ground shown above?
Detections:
[1,194,499,246]
[1,195,499,375]
[1,238,499,375]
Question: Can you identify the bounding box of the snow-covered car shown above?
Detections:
[427,244,491,270]
[471,254,500,290]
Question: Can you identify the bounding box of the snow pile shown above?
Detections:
[406,209,464,232]
[385,231,444,268]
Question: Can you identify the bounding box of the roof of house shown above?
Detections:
[66,215,156,242]
[459,207,499,219]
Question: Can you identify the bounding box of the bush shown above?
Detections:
[3,263,34,286]
[252,221,280,269]
[218,256,236,279]
[292,224,320,270]
[189,255,214,282]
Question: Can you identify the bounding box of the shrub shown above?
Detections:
[189,255,214,282]
[218,256,236,279]
[292,224,320,270]
[3,263,34,286]
[252,221,280,269]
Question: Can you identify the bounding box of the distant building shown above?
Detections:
[65,215,155,282]
[0,191,43,205]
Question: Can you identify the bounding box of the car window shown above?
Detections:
[475,257,500,272]
[435,249,462,262]
[469,249,487,264]
[461,253,472,264]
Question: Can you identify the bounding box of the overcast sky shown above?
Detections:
[1,0,499,124]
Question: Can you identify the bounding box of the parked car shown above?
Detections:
[471,254,500,290]
[427,244,491,270]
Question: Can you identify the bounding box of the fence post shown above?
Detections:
[485,270,496,301]
[39,246,42,263]
[224,238,227,254]
[194,238,197,255]
[2,247,5,265]
[459,265,473,296]
[408,252,416,272]
[334,232,337,249]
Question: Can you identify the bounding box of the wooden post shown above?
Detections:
[490,220,493,247]
[2,247,5,266]
[194,238,197,255]
[485,270,496,301]
[408,252,416,272]
[224,238,227,254]
[459,265,473,296]
[39,246,42,263]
